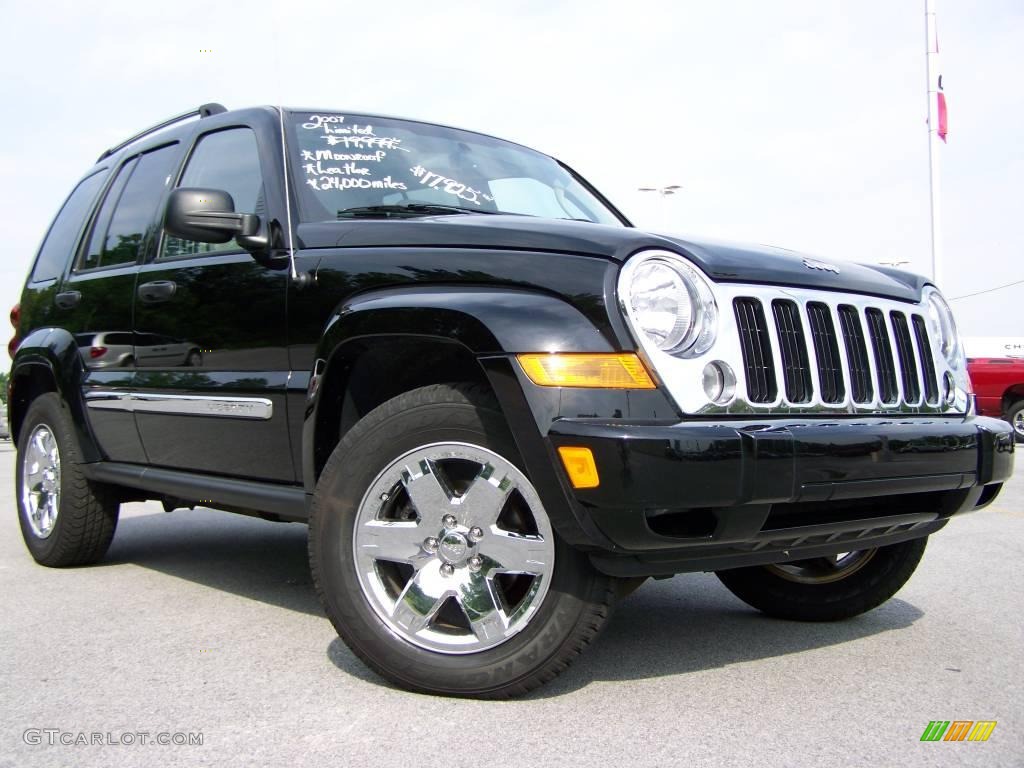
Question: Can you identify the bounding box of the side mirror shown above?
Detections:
[164,188,260,244]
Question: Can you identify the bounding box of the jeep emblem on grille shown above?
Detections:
[802,258,840,274]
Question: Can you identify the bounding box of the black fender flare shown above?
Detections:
[9,327,101,462]
[307,285,620,549]
[315,285,615,358]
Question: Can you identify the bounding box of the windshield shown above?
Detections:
[285,111,623,225]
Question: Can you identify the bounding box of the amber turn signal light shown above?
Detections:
[516,353,655,389]
[557,446,600,489]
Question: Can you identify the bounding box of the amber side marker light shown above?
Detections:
[516,353,656,389]
[557,446,600,489]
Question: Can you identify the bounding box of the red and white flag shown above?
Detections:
[929,8,948,143]
[937,75,948,142]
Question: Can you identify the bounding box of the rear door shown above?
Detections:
[132,125,293,481]
[56,143,181,462]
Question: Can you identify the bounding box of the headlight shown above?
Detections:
[924,286,964,369]
[621,253,717,357]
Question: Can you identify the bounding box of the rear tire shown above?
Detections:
[716,537,928,621]
[309,383,615,698]
[1005,400,1024,443]
[16,393,120,567]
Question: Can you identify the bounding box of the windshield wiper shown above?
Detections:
[337,203,500,219]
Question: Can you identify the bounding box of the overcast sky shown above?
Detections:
[1,0,1020,344]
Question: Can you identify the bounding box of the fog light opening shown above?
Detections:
[943,371,955,405]
[702,361,736,405]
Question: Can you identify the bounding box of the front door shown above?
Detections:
[132,125,293,481]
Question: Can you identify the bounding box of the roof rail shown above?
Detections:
[96,103,228,162]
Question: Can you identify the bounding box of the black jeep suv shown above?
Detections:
[9,104,1014,698]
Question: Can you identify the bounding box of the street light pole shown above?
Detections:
[638,184,682,229]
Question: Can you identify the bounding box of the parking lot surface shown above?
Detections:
[0,439,1021,767]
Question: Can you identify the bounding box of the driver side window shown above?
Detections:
[161,128,263,259]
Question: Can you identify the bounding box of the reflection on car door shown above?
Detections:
[135,332,194,368]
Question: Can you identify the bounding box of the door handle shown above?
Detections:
[137,280,177,304]
[54,291,81,310]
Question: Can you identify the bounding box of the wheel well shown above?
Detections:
[313,337,492,480]
[1000,385,1024,415]
[9,363,58,443]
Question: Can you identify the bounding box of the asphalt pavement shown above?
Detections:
[0,438,1021,767]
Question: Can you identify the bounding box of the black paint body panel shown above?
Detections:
[545,414,1013,573]
[296,218,928,302]
[132,252,293,481]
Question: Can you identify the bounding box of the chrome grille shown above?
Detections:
[865,308,899,404]
[837,305,873,404]
[771,299,811,403]
[734,298,777,403]
[913,315,940,405]
[731,295,941,412]
[618,249,966,417]
[890,312,921,404]
[806,302,844,404]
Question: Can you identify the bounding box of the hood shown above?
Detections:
[296,215,927,303]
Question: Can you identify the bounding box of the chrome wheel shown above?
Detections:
[765,550,877,584]
[21,424,61,539]
[353,442,555,654]
[1013,410,1024,441]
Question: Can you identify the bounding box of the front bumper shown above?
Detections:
[547,415,1014,576]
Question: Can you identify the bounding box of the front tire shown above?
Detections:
[309,383,615,698]
[716,537,928,621]
[16,393,120,567]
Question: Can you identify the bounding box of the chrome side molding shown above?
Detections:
[85,391,273,420]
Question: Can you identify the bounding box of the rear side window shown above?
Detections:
[30,170,107,282]
[104,332,132,346]
[80,159,137,270]
[161,128,263,259]
[79,144,179,271]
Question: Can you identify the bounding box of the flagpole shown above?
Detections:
[925,0,943,288]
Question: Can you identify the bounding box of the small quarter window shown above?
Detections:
[30,170,107,282]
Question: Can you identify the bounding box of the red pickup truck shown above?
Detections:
[968,357,1024,441]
